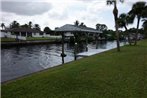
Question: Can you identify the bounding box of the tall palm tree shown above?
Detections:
[1,23,5,30]
[107,0,124,52]
[128,1,146,45]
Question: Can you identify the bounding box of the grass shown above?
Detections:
[26,37,61,41]
[1,38,16,42]
[1,37,61,42]
[1,40,147,98]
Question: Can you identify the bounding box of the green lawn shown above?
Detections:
[2,40,147,98]
[1,37,61,42]
[1,38,16,42]
[26,37,61,41]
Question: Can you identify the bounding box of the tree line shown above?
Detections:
[1,21,53,34]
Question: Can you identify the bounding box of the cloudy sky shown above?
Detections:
[0,0,146,30]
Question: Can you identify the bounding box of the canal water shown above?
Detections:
[1,41,126,82]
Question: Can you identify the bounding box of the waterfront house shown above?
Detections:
[0,28,51,40]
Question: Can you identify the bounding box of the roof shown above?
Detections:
[1,28,44,33]
[55,24,102,33]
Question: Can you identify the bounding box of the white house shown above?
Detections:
[0,28,52,40]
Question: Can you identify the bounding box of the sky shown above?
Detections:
[0,0,147,31]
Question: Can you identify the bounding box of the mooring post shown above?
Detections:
[96,33,98,49]
[61,33,66,64]
[74,42,77,60]
[86,33,88,52]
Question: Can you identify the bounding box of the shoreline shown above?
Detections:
[1,40,63,47]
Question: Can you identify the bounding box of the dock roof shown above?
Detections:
[55,24,102,33]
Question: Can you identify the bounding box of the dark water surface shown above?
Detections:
[1,41,126,82]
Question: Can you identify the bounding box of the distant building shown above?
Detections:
[0,28,52,40]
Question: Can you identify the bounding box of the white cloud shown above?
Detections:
[1,0,146,31]
[1,1,52,16]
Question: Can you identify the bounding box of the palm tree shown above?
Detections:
[96,23,107,31]
[128,1,146,45]
[107,0,124,52]
[79,22,86,27]
[1,23,5,30]
[118,13,134,45]
[96,23,101,31]
[142,20,147,38]
[101,24,108,31]
[10,20,19,28]
[34,24,40,30]
[74,20,79,26]
[28,21,32,28]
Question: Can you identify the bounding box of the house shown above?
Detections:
[0,28,51,40]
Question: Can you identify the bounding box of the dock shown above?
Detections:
[77,49,108,57]
[76,43,125,57]
[76,49,110,57]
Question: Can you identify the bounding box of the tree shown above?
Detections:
[21,24,29,28]
[28,21,32,28]
[44,27,51,34]
[10,20,20,28]
[96,23,107,31]
[101,24,108,31]
[1,23,5,30]
[143,20,147,38]
[34,24,40,30]
[143,20,147,29]
[118,13,134,45]
[74,20,79,26]
[128,1,146,45]
[96,23,101,30]
[79,22,86,27]
[107,0,124,52]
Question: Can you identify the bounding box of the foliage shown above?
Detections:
[21,24,30,28]
[1,23,5,30]
[128,1,146,45]
[74,20,86,27]
[74,20,79,26]
[10,21,20,29]
[79,22,86,27]
[96,23,108,31]
[33,24,41,31]
[103,29,116,40]
[44,27,51,34]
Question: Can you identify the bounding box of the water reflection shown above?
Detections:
[1,41,126,82]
